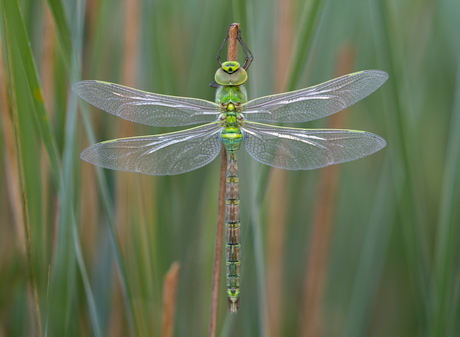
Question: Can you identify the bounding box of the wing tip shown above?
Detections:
[363,69,389,83]
[349,69,389,86]
[80,145,95,164]
[72,80,109,95]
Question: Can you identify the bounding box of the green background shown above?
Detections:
[1,0,459,336]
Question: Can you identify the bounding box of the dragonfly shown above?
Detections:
[73,32,387,314]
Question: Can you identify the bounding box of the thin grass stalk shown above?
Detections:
[161,262,181,337]
[247,160,269,337]
[208,23,239,337]
[369,0,429,330]
[300,45,354,337]
[2,10,43,335]
[266,3,295,335]
[431,51,460,337]
[58,0,86,333]
[266,175,288,337]
[343,158,395,337]
[116,0,140,238]
[0,33,26,256]
[1,0,61,187]
[208,145,227,337]
[287,0,326,91]
[2,0,103,334]
[255,0,327,203]
[65,2,104,336]
[45,0,137,332]
[111,0,141,331]
[45,0,72,71]
[40,4,57,270]
[249,0,324,210]
[79,99,137,336]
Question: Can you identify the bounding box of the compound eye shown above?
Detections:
[230,68,247,85]
[222,61,240,74]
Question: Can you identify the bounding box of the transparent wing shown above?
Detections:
[241,121,386,170]
[72,80,220,127]
[80,123,222,175]
[242,70,388,123]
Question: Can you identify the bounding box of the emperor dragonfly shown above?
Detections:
[73,37,387,314]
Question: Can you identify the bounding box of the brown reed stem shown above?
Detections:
[0,26,26,256]
[161,262,181,337]
[208,22,240,337]
[301,44,355,337]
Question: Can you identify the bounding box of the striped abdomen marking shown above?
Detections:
[225,151,241,313]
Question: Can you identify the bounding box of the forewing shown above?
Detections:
[80,123,222,175]
[243,70,388,123]
[241,122,386,170]
[72,80,220,127]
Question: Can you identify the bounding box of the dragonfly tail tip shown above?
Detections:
[228,296,240,313]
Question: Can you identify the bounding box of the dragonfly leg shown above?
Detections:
[215,26,254,71]
[237,30,254,71]
[216,33,229,68]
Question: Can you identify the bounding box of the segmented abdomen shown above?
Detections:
[226,151,240,313]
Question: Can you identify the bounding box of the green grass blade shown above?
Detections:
[1,0,61,188]
[430,52,460,337]
[343,159,396,336]
[247,159,269,337]
[1,0,102,335]
[369,0,430,331]
[287,0,327,91]
[44,0,138,332]
[1,11,43,335]
[46,0,72,71]
[254,0,327,206]
[78,95,138,336]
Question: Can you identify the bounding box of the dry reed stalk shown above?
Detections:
[266,169,288,337]
[79,0,103,258]
[208,22,239,337]
[108,0,141,335]
[161,262,181,337]
[300,44,355,337]
[266,2,295,336]
[40,5,56,253]
[116,0,141,246]
[0,34,26,255]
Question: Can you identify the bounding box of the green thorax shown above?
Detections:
[215,85,247,106]
[215,61,248,153]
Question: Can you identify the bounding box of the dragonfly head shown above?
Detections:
[215,61,248,86]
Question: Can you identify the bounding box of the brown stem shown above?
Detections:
[227,23,240,61]
[300,44,355,337]
[266,3,294,336]
[161,262,181,337]
[208,23,240,337]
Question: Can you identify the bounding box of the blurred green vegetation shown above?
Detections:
[1,0,459,336]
